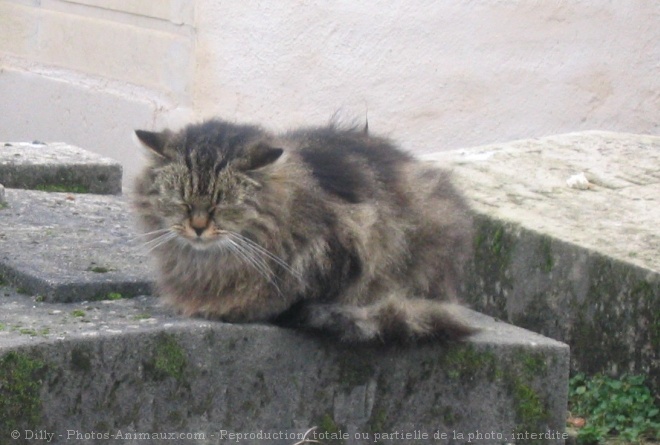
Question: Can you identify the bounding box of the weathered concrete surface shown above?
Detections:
[0,284,569,445]
[0,142,122,194]
[0,188,151,302]
[424,131,659,391]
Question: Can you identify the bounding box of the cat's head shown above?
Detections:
[133,120,283,250]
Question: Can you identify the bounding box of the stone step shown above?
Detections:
[423,131,660,392]
[0,138,574,443]
[0,285,569,445]
[0,188,151,302]
[0,142,122,194]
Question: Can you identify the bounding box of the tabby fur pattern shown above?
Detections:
[133,119,476,342]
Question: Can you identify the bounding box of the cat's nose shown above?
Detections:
[193,227,205,237]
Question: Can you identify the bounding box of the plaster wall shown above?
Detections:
[1,0,658,187]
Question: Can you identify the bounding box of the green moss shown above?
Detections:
[0,323,5,331]
[150,334,187,382]
[34,184,89,193]
[94,421,110,431]
[368,408,389,433]
[89,292,124,301]
[0,352,47,431]
[441,406,459,427]
[17,287,31,295]
[510,378,547,432]
[14,325,49,337]
[437,345,550,435]
[317,413,344,445]
[442,344,498,382]
[88,266,111,273]
[0,273,6,286]
[133,313,152,320]
[470,217,516,317]
[167,409,185,426]
[71,309,85,317]
[504,351,551,436]
[517,351,548,377]
[538,237,554,273]
[491,226,506,255]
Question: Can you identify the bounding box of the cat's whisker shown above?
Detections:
[228,239,278,283]
[224,239,286,277]
[141,231,178,252]
[131,228,172,241]
[225,239,283,296]
[226,232,301,280]
[134,228,171,237]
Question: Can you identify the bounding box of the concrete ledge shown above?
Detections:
[425,131,660,391]
[0,287,569,445]
[0,142,122,194]
[0,189,151,301]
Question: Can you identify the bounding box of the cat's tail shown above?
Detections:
[303,296,478,343]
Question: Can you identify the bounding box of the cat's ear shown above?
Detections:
[135,129,173,159]
[243,142,284,171]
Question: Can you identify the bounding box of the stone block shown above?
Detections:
[0,141,122,194]
[424,131,660,391]
[0,188,151,301]
[0,286,569,445]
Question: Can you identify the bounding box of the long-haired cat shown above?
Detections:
[133,119,476,342]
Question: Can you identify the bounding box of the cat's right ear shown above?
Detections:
[135,130,172,159]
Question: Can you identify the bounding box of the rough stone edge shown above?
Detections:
[0,164,123,195]
[0,313,570,445]
[464,211,659,394]
[0,262,151,302]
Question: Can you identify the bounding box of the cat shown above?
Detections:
[133,118,477,342]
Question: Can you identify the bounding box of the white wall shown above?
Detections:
[1,0,658,189]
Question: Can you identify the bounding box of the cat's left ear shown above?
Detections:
[244,142,284,171]
[135,129,173,159]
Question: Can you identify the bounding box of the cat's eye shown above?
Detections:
[181,204,192,214]
[208,205,217,215]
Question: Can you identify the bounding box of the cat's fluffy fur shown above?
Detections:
[133,119,476,342]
